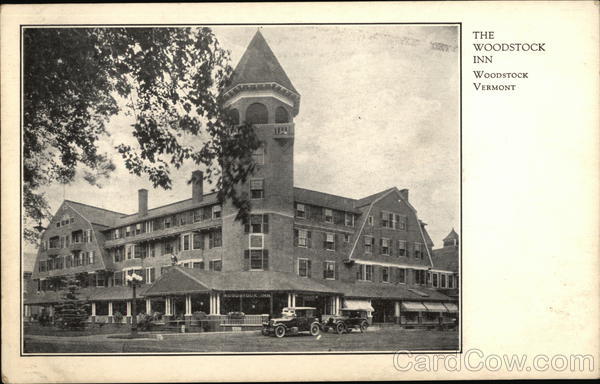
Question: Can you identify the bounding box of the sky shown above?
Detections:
[30,25,459,252]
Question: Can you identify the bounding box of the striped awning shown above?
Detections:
[423,302,448,312]
[401,301,427,312]
[342,299,374,312]
[444,302,458,313]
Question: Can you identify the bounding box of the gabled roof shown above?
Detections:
[64,200,125,227]
[224,30,298,95]
[354,187,397,208]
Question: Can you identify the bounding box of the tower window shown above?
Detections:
[246,103,268,125]
[252,144,264,165]
[275,106,289,123]
[250,179,264,199]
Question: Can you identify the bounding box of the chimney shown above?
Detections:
[192,170,204,202]
[138,189,148,216]
[399,188,409,202]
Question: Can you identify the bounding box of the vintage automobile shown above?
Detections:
[262,307,321,338]
[322,309,369,334]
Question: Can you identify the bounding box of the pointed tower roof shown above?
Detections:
[226,30,298,94]
[222,30,301,115]
[443,228,459,242]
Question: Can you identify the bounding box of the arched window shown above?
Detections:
[275,106,290,123]
[227,108,240,125]
[246,103,268,125]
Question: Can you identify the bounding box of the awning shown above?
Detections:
[444,302,458,313]
[343,299,374,312]
[401,301,427,312]
[423,302,448,312]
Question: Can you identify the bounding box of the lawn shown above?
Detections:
[24,327,459,353]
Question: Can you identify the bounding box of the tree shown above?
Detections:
[54,277,90,330]
[23,27,260,244]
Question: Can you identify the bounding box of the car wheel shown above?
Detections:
[360,321,368,333]
[335,322,346,335]
[274,325,286,338]
[310,322,320,336]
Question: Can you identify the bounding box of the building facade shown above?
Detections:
[26,31,457,327]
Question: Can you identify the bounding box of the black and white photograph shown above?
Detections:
[21,24,460,354]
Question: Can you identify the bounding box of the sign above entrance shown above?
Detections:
[222,293,271,298]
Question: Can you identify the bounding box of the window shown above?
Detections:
[193,233,203,250]
[323,261,335,280]
[298,258,311,277]
[252,144,264,165]
[164,216,172,229]
[364,236,374,253]
[345,213,354,227]
[88,251,95,264]
[145,267,155,284]
[294,229,310,247]
[249,234,264,249]
[448,275,454,289]
[382,267,390,283]
[414,243,423,259]
[275,106,289,123]
[209,259,222,272]
[164,241,174,254]
[182,234,190,251]
[209,229,222,248]
[343,234,350,243]
[145,220,154,233]
[295,203,305,218]
[394,214,407,230]
[250,249,268,270]
[126,244,134,259]
[433,273,439,288]
[414,269,426,285]
[441,274,447,288]
[398,240,407,256]
[56,222,60,228]
[381,238,391,255]
[126,226,132,237]
[135,223,142,235]
[367,216,374,226]
[250,179,264,199]
[49,236,59,249]
[324,209,333,223]
[398,268,406,283]
[246,214,269,234]
[381,211,391,228]
[246,103,268,125]
[114,228,121,239]
[324,232,335,251]
[192,261,204,270]
[357,264,374,281]
[193,209,202,222]
[212,205,222,219]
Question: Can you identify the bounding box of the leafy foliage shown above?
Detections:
[23,27,260,243]
[54,277,90,330]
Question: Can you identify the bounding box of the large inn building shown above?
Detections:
[25,31,458,326]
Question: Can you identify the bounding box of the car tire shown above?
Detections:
[335,322,346,335]
[310,322,320,336]
[360,321,368,333]
[274,325,286,338]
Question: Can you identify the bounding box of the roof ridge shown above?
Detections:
[117,192,219,219]
[64,200,127,216]
[293,186,357,201]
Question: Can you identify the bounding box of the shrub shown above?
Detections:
[113,311,124,324]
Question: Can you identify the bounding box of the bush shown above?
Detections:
[192,311,207,320]
[227,311,245,319]
[113,311,124,324]
[137,313,154,331]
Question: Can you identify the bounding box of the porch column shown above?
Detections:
[292,294,296,307]
[394,301,401,325]
[126,301,132,324]
[216,293,221,315]
[165,297,172,316]
[185,295,192,316]
[209,293,216,315]
[336,296,341,315]
[146,298,151,314]
[108,301,114,323]
[287,293,292,307]
[24,305,30,320]
[91,302,96,323]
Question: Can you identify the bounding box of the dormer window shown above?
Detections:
[324,209,333,223]
[295,203,306,219]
